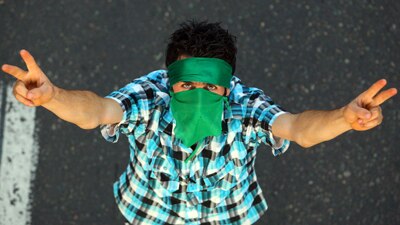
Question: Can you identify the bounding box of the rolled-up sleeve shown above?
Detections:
[258,104,291,156]
[245,90,291,156]
[100,82,143,143]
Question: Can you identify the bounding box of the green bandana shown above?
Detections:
[167,57,233,162]
[167,57,232,88]
[170,88,226,147]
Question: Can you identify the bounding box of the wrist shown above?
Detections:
[339,106,353,132]
[42,84,60,109]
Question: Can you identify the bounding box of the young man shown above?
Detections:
[1,20,397,225]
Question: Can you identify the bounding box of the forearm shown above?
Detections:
[294,107,352,148]
[42,86,104,129]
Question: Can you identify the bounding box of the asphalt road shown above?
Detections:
[0,0,399,225]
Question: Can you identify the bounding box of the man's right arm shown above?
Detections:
[41,87,123,129]
[2,49,123,130]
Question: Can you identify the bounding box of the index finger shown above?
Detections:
[361,79,387,100]
[20,49,40,72]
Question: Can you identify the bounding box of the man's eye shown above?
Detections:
[206,85,217,90]
[182,83,192,89]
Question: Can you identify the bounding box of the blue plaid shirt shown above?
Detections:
[100,70,290,225]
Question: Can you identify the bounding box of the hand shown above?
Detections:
[343,79,397,131]
[2,49,56,107]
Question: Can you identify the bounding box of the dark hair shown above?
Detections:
[165,20,238,74]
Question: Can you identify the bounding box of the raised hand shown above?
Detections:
[343,79,397,131]
[1,49,56,107]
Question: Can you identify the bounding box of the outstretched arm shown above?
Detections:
[272,79,397,148]
[1,49,123,129]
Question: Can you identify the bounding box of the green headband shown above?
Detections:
[167,57,233,88]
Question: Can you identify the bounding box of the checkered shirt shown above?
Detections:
[100,70,290,225]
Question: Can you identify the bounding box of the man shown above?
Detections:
[1,20,397,225]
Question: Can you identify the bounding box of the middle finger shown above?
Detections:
[369,88,398,108]
[2,64,28,80]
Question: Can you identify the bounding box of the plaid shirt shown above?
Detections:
[100,70,290,225]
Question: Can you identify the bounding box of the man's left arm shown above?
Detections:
[271,79,397,148]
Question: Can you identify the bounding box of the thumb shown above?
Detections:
[26,85,46,100]
[26,82,55,105]
[352,105,372,119]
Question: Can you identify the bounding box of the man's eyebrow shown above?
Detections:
[181,81,218,86]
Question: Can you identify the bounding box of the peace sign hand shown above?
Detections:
[1,49,56,107]
[343,79,397,131]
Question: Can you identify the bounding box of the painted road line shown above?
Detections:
[0,80,7,162]
[0,83,38,225]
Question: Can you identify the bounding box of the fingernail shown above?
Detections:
[365,113,371,119]
[27,93,33,99]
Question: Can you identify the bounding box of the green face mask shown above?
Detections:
[167,57,233,161]
[169,88,226,148]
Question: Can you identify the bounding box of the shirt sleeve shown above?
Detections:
[244,89,291,156]
[100,81,153,143]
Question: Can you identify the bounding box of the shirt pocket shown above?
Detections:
[202,159,236,189]
[147,153,180,198]
[203,134,251,191]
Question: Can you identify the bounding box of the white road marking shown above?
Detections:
[0,83,38,225]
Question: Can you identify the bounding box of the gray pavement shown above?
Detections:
[0,0,399,225]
